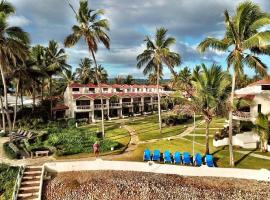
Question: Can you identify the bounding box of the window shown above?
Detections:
[89,88,95,93]
[72,88,79,92]
[103,88,108,93]
[261,85,270,90]
[76,100,90,106]
[258,104,262,113]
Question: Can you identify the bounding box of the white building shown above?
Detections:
[62,83,171,122]
[233,79,270,122]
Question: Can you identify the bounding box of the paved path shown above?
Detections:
[235,150,270,160]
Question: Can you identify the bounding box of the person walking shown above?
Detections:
[93,141,100,157]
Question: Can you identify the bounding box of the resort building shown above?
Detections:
[233,79,270,122]
[63,83,171,122]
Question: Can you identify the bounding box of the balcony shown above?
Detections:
[232,111,251,121]
[133,101,143,106]
[144,101,152,105]
[76,105,92,110]
[152,100,158,104]
[94,104,108,110]
[122,102,133,107]
[110,103,122,108]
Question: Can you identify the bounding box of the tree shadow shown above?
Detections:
[234,148,257,166]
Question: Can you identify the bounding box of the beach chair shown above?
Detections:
[163,150,172,163]
[152,150,160,161]
[194,153,202,167]
[182,152,191,165]
[143,149,151,161]
[173,151,181,164]
[205,154,214,167]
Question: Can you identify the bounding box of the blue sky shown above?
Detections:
[8,0,270,78]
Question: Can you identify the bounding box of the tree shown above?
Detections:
[94,65,108,84]
[45,40,70,119]
[124,74,134,84]
[147,73,162,85]
[114,75,123,84]
[56,69,75,95]
[197,1,269,166]
[0,0,29,131]
[254,113,269,152]
[75,58,94,84]
[65,0,110,137]
[173,66,193,96]
[137,27,181,133]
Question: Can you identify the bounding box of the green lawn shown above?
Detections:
[127,115,194,141]
[193,128,220,135]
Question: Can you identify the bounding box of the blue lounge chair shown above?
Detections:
[194,153,202,166]
[205,154,214,167]
[143,149,151,161]
[173,152,181,164]
[163,150,172,163]
[152,149,160,161]
[182,152,191,165]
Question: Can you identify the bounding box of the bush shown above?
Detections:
[0,164,19,199]
[162,115,191,126]
[67,118,76,127]
[3,142,20,159]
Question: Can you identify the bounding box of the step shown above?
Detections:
[23,175,41,180]
[18,192,39,198]
[19,186,39,191]
[25,167,42,172]
[24,171,42,175]
[21,180,40,186]
[18,197,38,200]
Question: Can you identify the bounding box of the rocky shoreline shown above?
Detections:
[43,170,270,200]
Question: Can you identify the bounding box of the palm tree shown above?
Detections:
[173,66,193,96]
[57,69,75,95]
[0,1,29,131]
[147,73,162,85]
[124,74,134,84]
[176,64,230,154]
[94,65,108,84]
[114,75,123,84]
[45,40,70,119]
[254,113,269,152]
[75,58,94,84]
[65,0,110,137]
[197,1,269,166]
[137,27,181,133]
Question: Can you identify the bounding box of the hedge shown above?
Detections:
[3,142,20,159]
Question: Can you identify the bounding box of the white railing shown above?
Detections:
[109,103,121,108]
[94,104,108,109]
[76,105,92,110]
[133,102,143,106]
[152,100,158,104]
[12,165,25,200]
[122,102,133,107]
[38,165,45,200]
[233,111,251,119]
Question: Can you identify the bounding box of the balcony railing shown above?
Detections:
[94,104,108,109]
[76,105,92,110]
[232,111,251,120]
[122,102,133,107]
[152,100,158,104]
[110,103,122,108]
[133,101,143,106]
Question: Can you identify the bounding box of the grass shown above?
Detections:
[127,115,195,141]
[193,128,220,135]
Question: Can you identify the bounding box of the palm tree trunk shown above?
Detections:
[12,80,19,130]
[20,84,24,108]
[90,50,105,137]
[0,97,5,133]
[205,120,210,155]
[0,63,12,131]
[157,64,162,134]
[228,73,236,167]
[41,78,44,101]
[50,76,53,120]
[32,81,36,111]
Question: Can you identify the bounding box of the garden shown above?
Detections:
[0,164,18,200]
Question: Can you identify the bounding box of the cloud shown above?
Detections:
[7,15,31,26]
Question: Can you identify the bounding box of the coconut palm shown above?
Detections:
[197,1,270,166]
[124,75,134,84]
[254,113,269,152]
[0,2,29,131]
[173,66,193,96]
[64,0,110,137]
[45,40,70,119]
[94,65,108,84]
[137,27,181,133]
[75,58,94,84]
[114,75,123,84]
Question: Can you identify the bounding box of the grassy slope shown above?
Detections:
[0,164,18,200]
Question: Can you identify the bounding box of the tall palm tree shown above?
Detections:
[147,73,162,85]
[173,66,193,96]
[75,58,94,84]
[197,1,270,166]
[254,113,269,152]
[57,69,75,95]
[137,27,181,133]
[124,74,134,84]
[114,75,123,84]
[65,0,110,137]
[193,64,230,154]
[45,40,70,119]
[0,1,29,131]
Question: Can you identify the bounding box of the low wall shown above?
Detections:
[44,160,270,182]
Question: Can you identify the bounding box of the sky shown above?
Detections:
[8,0,270,78]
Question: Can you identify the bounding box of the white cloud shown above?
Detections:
[7,15,31,26]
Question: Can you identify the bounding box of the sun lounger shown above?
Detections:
[173,151,181,164]
[163,150,172,163]
[205,154,214,167]
[152,149,160,161]
[194,153,202,166]
[182,152,191,165]
[143,149,151,161]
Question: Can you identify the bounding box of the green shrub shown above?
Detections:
[67,118,76,127]
[0,164,19,199]
[162,115,191,126]
[3,142,19,159]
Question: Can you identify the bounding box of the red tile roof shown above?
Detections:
[52,104,69,111]
[70,83,163,88]
[235,94,255,100]
[249,78,270,86]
